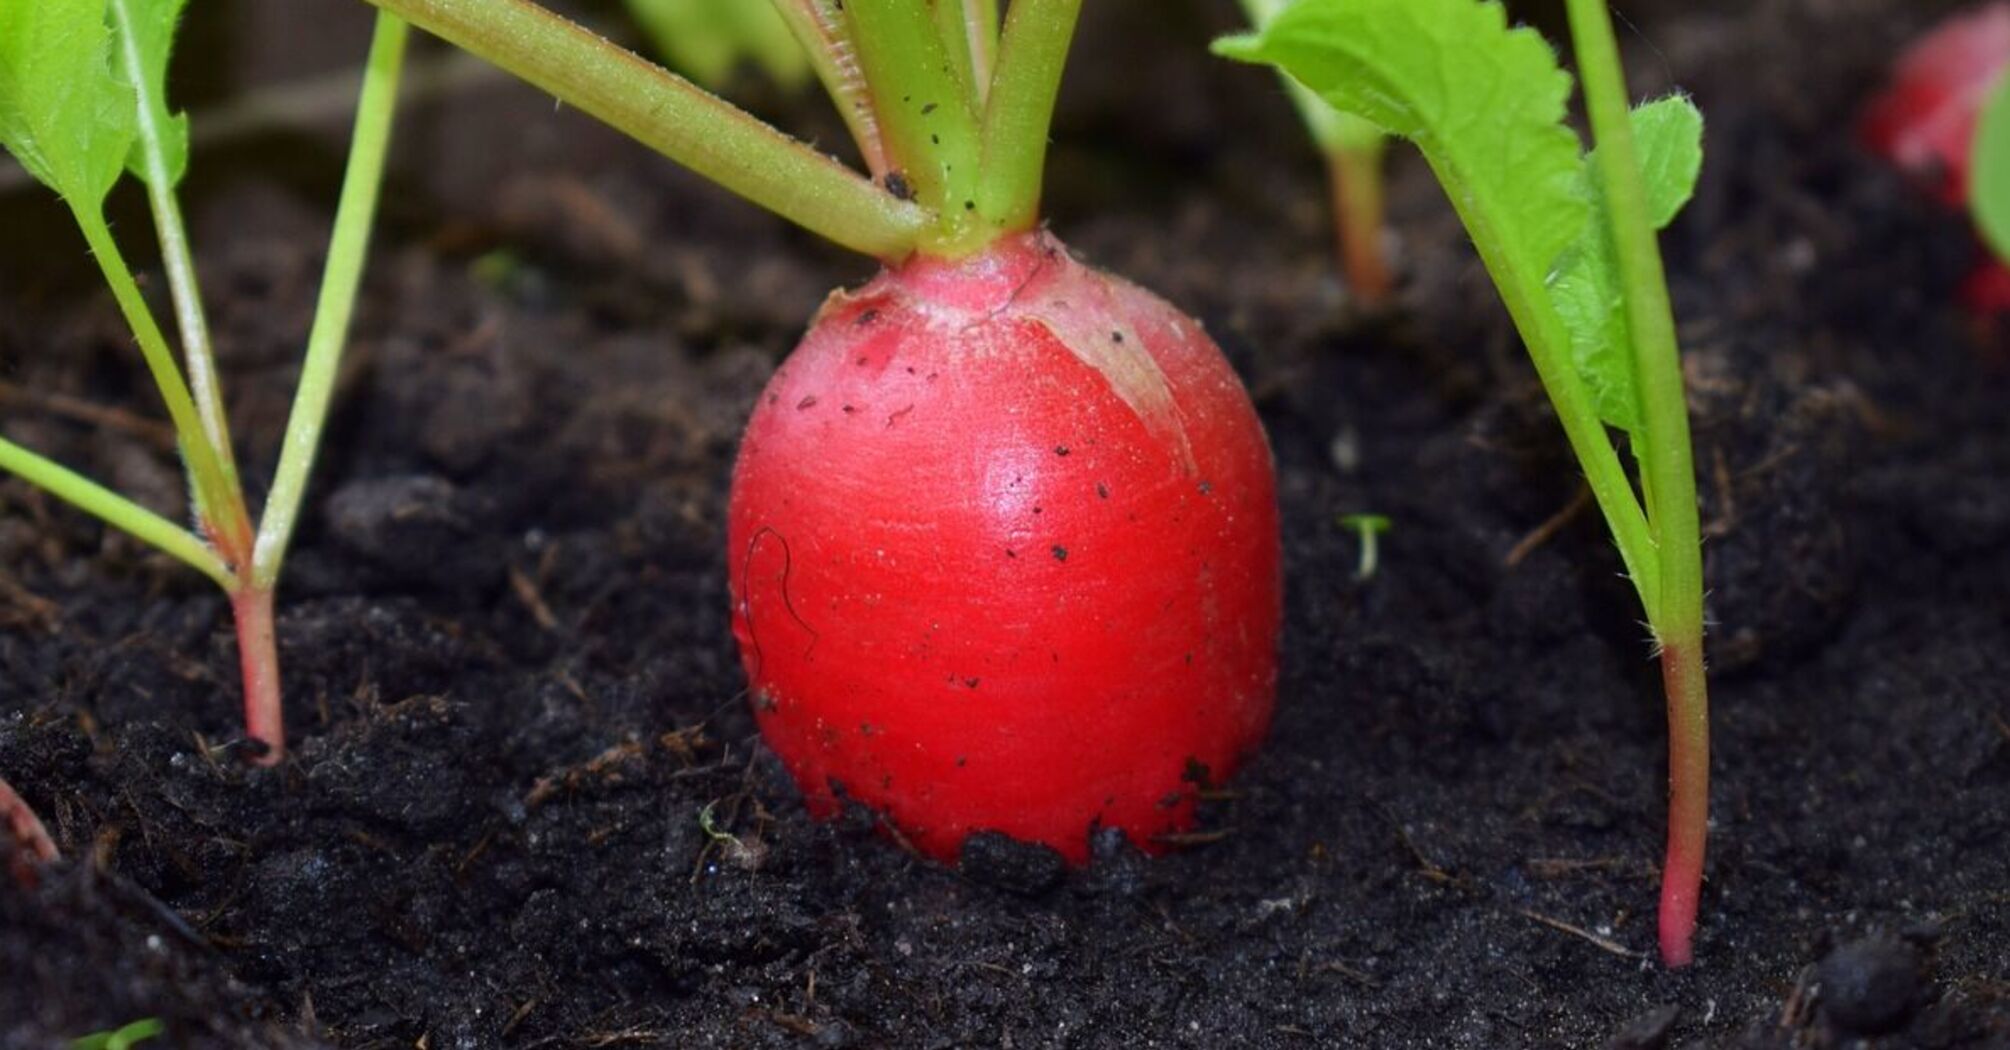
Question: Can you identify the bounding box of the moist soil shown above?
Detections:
[3,0,2008,1046]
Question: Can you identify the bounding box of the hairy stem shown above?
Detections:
[974,0,1084,236]
[767,0,890,177]
[1565,0,1711,967]
[0,436,232,588]
[1415,149,1662,609]
[108,0,240,496]
[1327,143,1391,306]
[71,208,250,560]
[361,0,928,260]
[254,11,409,587]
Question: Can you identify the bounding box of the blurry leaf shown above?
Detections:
[624,0,810,91]
[1973,72,2010,265]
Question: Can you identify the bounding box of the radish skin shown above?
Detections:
[729,231,1280,862]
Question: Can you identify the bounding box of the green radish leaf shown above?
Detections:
[0,0,137,209]
[1215,0,1588,284]
[1973,72,2010,267]
[1549,97,1703,433]
[109,0,193,187]
[624,0,810,91]
[1234,0,1382,155]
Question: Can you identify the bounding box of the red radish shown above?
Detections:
[728,231,1280,863]
[360,0,1282,863]
[1863,3,2010,312]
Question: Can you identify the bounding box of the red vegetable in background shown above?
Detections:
[1862,3,2010,311]
[731,232,1279,862]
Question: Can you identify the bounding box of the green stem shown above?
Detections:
[845,0,982,228]
[1416,151,1662,609]
[766,0,890,177]
[71,208,250,558]
[252,11,409,589]
[1564,0,1710,968]
[108,0,240,496]
[962,0,1000,105]
[974,0,1083,238]
[360,0,929,261]
[0,435,232,588]
[932,0,979,114]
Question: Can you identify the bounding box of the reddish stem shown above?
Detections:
[1327,146,1392,307]
[1657,638,1710,966]
[0,775,59,889]
[230,586,285,765]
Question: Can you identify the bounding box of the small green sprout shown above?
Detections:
[69,1019,163,1050]
[1220,0,1713,966]
[1973,72,2010,266]
[0,3,410,763]
[1338,513,1390,580]
[1236,0,1393,305]
[698,800,768,871]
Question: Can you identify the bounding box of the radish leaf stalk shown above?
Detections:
[354,0,924,260]
[1218,0,1713,966]
[0,5,410,764]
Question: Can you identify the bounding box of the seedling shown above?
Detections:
[1338,513,1389,580]
[359,0,1281,864]
[0,4,409,763]
[697,799,769,871]
[0,774,59,888]
[1862,4,2010,309]
[1220,0,1714,965]
[69,1019,164,1050]
[1236,0,1393,305]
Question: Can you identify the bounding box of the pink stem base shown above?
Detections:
[230,587,285,765]
[1657,639,1710,967]
[0,775,59,889]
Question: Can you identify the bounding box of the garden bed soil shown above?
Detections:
[3,0,2008,1046]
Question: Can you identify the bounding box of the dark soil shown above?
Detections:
[4,0,2008,1046]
